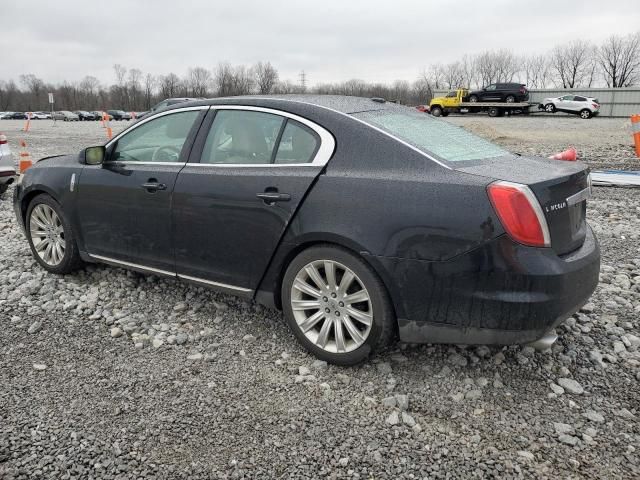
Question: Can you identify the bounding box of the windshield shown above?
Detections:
[353,109,513,163]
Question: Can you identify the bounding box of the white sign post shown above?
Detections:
[48,93,54,123]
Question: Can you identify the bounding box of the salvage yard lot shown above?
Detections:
[0,117,639,479]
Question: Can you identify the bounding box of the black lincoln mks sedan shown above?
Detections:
[13,95,600,365]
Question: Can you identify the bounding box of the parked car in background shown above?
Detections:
[0,112,12,119]
[540,95,600,119]
[13,96,600,365]
[0,132,16,196]
[415,105,430,113]
[91,111,113,121]
[1,112,28,120]
[30,112,51,120]
[52,111,80,121]
[107,110,131,121]
[75,111,96,121]
[468,83,529,103]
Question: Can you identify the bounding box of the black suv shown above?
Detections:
[467,83,529,103]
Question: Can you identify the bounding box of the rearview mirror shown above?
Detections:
[83,145,105,165]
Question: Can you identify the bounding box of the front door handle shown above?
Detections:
[256,192,291,204]
[141,181,167,192]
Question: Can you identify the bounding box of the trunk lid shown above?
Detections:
[458,156,589,255]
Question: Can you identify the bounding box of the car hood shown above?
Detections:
[35,154,78,167]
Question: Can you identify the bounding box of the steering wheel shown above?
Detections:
[152,145,181,162]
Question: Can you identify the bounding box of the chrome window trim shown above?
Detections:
[246,97,452,170]
[177,273,252,293]
[191,105,335,168]
[88,254,176,277]
[106,161,186,167]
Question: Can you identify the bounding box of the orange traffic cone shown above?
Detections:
[23,112,32,132]
[632,114,640,158]
[19,139,33,172]
[548,147,577,161]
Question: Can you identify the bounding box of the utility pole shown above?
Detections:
[299,70,307,92]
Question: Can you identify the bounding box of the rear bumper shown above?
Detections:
[371,226,600,345]
[0,166,17,186]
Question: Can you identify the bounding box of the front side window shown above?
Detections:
[560,95,574,101]
[201,110,284,164]
[111,110,199,163]
[353,109,512,163]
[446,91,456,98]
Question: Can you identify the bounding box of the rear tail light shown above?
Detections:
[592,103,599,109]
[487,181,550,247]
[0,134,7,145]
[519,87,526,93]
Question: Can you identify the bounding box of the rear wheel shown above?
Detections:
[579,109,592,119]
[545,103,556,113]
[282,245,395,365]
[505,95,516,103]
[26,194,83,274]
[430,106,442,117]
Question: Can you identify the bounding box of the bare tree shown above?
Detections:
[158,73,182,98]
[0,80,19,110]
[253,61,279,94]
[79,75,100,109]
[550,40,595,88]
[522,54,551,88]
[127,68,143,110]
[214,63,236,97]
[19,74,45,110]
[187,67,211,97]
[599,32,640,87]
[143,73,156,109]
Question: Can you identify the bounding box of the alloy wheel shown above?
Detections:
[290,260,373,353]
[545,104,555,113]
[580,110,591,119]
[29,204,66,266]
[506,96,515,103]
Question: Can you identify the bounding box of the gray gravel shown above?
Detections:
[1,118,639,478]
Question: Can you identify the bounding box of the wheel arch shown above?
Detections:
[19,186,59,224]
[255,234,403,322]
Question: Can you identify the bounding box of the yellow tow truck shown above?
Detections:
[429,88,534,118]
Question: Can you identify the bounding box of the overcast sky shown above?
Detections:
[2,0,639,86]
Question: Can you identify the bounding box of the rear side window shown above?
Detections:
[201,110,284,164]
[353,109,512,163]
[574,96,587,102]
[274,120,319,164]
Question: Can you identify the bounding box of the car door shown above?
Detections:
[572,96,588,113]
[76,106,207,272]
[172,106,335,294]
[482,84,499,101]
[557,95,575,113]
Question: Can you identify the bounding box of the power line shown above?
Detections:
[299,70,307,91]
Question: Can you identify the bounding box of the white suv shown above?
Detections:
[540,95,600,119]
[0,132,16,196]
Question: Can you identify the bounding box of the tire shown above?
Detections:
[579,109,592,119]
[505,95,516,103]
[431,106,442,117]
[26,193,83,274]
[544,103,556,113]
[469,95,478,103]
[281,245,396,365]
[488,107,500,117]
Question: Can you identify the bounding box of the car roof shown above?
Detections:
[164,94,402,115]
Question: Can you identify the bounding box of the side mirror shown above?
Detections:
[83,145,105,165]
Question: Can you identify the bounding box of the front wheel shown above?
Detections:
[579,109,592,119]
[26,194,83,274]
[430,106,442,117]
[545,103,556,113]
[469,95,479,103]
[282,245,395,365]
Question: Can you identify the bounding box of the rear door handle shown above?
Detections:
[256,192,291,204]
[141,182,167,192]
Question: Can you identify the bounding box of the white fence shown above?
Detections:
[432,88,640,117]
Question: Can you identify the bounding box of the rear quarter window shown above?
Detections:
[353,109,513,163]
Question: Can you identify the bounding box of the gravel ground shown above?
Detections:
[0,118,639,479]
